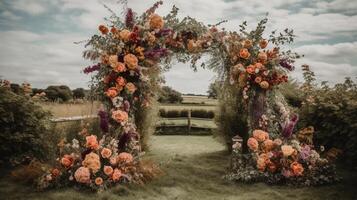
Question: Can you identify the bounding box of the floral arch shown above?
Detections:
[38,1,338,191]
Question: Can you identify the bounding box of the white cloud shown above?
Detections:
[10,0,47,15]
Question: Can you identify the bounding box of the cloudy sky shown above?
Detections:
[0,0,356,94]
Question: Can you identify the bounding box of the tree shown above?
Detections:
[72,88,86,99]
[207,81,219,99]
[158,86,183,104]
[45,85,73,102]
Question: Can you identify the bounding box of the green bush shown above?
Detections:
[158,109,215,119]
[158,86,183,104]
[298,78,357,164]
[0,87,58,166]
[45,85,73,102]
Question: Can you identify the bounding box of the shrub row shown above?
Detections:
[159,109,215,119]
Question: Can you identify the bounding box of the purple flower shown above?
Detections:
[83,64,100,74]
[279,59,295,71]
[125,8,135,29]
[299,145,311,161]
[155,28,173,37]
[144,48,169,60]
[123,100,130,112]
[281,114,299,138]
[98,110,109,133]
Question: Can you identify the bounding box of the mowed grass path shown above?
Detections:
[1,136,356,200]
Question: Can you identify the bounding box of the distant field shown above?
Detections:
[182,95,218,105]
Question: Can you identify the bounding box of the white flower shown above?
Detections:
[71,139,79,149]
[112,97,124,108]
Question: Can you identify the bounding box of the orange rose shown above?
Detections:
[263,139,274,152]
[110,27,118,34]
[247,137,259,151]
[290,161,304,176]
[117,152,134,164]
[126,82,137,94]
[242,39,252,48]
[113,62,126,72]
[253,129,269,142]
[116,76,126,87]
[98,25,109,34]
[259,81,270,89]
[239,48,250,59]
[259,39,268,49]
[246,65,255,74]
[61,154,73,168]
[95,177,103,185]
[104,165,114,176]
[258,52,267,63]
[281,145,295,157]
[112,168,122,182]
[101,148,112,159]
[105,87,118,98]
[51,168,60,177]
[82,152,101,173]
[257,157,267,171]
[124,54,138,70]
[86,135,99,150]
[149,14,164,29]
[112,110,128,123]
[119,29,131,42]
[254,76,262,83]
[108,55,118,68]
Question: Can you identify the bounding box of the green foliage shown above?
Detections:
[298,77,357,164]
[207,81,219,99]
[45,85,73,102]
[158,86,183,104]
[72,88,86,99]
[279,80,303,108]
[0,88,57,166]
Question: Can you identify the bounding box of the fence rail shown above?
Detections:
[50,110,216,131]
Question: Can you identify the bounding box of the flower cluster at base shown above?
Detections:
[227,129,339,186]
[37,130,144,191]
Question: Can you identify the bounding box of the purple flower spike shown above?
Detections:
[125,8,135,29]
[281,114,299,138]
[83,64,100,74]
[144,48,169,60]
[98,110,109,133]
[279,58,295,71]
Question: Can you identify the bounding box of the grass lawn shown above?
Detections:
[1,136,356,200]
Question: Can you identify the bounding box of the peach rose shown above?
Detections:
[242,39,252,48]
[239,48,250,59]
[247,137,259,151]
[263,139,274,152]
[105,87,118,98]
[246,65,255,74]
[290,161,304,176]
[258,52,268,63]
[112,168,122,182]
[74,167,90,184]
[61,154,73,168]
[116,76,126,87]
[108,55,118,67]
[124,54,138,70]
[86,135,99,150]
[51,168,60,177]
[112,110,129,123]
[110,156,117,165]
[113,62,126,72]
[101,148,112,159]
[254,76,262,83]
[257,157,267,171]
[119,29,131,42]
[95,177,103,185]
[149,14,164,29]
[117,152,134,164]
[104,165,114,176]
[259,81,270,89]
[253,129,269,142]
[146,32,156,44]
[273,138,282,146]
[82,152,101,173]
[254,62,264,70]
[259,39,268,49]
[98,25,109,34]
[281,145,295,157]
[126,82,137,94]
